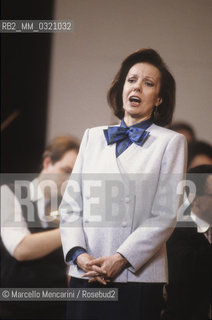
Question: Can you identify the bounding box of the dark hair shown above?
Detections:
[168,121,196,142]
[187,165,212,196]
[188,140,212,168]
[107,48,176,127]
[42,135,80,164]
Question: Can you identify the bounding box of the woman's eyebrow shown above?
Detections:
[144,76,155,80]
[128,73,156,80]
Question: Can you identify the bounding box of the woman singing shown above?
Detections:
[60,48,187,320]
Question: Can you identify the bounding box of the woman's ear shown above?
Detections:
[42,156,52,170]
[156,97,162,107]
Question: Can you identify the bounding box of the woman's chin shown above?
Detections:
[124,111,143,119]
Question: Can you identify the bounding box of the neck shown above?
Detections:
[123,115,151,127]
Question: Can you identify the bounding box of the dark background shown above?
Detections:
[1,0,55,174]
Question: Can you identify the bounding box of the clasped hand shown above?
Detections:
[76,253,128,285]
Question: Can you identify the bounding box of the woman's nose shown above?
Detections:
[133,85,142,92]
[133,82,142,92]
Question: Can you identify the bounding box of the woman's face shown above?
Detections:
[122,62,162,123]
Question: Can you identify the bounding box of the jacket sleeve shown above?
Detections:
[117,133,187,273]
[59,129,89,263]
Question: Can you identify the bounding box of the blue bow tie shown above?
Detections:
[104,122,151,157]
[104,126,150,145]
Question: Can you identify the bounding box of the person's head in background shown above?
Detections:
[188,141,212,169]
[167,121,196,143]
[187,165,212,225]
[39,135,79,199]
[107,48,176,127]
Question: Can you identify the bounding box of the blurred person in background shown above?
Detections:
[167,121,196,144]
[164,165,212,320]
[188,140,212,169]
[0,135,79,320]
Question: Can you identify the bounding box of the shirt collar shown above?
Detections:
[120,118,152,129]
[190,211,210,233]
[29,178,44,202]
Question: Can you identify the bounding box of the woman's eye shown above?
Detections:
[145,81,154,87]
[127,78,135,83]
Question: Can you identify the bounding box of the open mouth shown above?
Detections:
[129,96,141,104]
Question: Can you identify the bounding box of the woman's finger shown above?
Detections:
[88,277,96,283]
[91,265,106,274]
[87,276,107,285]
[82,271,100,277]
[95,276,107,285]
[87,257,105,266]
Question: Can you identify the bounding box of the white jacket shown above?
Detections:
[60,123,187,283]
